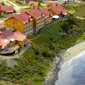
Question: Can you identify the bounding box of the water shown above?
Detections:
[55,51,85,85]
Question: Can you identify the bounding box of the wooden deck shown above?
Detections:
[0,45,20,54]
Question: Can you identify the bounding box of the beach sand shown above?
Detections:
[64,41,85,62]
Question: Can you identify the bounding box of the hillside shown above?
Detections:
[1,14,85,85]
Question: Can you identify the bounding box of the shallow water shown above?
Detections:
[55,51,85,85]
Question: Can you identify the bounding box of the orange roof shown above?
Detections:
[46,2,58,7]
[20,9,43,19]
[0,29,27,49]
[40,8,53,19]
[5,13,33,24]
[28,1,40,7]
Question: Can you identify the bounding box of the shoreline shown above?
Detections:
[44,40,85,85]
[64,41,85,62]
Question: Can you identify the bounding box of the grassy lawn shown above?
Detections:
[65,3,80,14]
[74,5,85,18]
[23,7,33,10]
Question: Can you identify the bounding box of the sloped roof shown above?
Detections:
[14,31,26,41]
[0,25,6,29]
[20,9,43,19]
[0,29,27,49]
[5,13,33,24]
[1,29,13,38]
[46,2,58,7]
[28,1,40,6]
[1,6,14,12]
[50,5,68,15]
[62,9,68,15]
[40,8,53,19]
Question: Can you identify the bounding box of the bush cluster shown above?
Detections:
[42,50,55,60]
[49,43,55,50]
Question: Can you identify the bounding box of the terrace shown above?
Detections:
[0,44,20,54]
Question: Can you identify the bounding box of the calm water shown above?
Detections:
[55,51,85,85]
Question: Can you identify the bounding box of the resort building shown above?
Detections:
[28,1,41,9]
[0,29,31,54]
[0,25,6,31]
[48,5,68,17]
[21,9,45,34]
[61,1,68,7]
[0,6,14,14]
[0,7,3,17]
[40,8,53,24]
[4,13,33,37]
[46,2,58,8]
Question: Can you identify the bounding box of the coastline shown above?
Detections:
[64,41,85,62]
[44,41,85,85]
[43,53,64,85]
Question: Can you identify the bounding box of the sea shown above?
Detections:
[55,51,85,85]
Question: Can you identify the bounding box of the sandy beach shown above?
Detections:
[64,41,85,62]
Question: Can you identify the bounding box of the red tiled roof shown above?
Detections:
[2,29,13,38]
[40,8,53,19]
[51,5,68,15]
[46,2,57,7]
[1,6,14,12]
[28,1,40,7]
[14,31,26,41]
[0,29,27,49]
[5,13,33,24]
[62,9,68,15]
[0,25,6,29]
[21,9,43,19]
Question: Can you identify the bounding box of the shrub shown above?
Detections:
[50,37,53,41]
[49,43,55,50]
[1,2,4,5]
[67,17,76,25]
[50,53,55,60]
[61,22,69,32]
[34,49,39,55]
[13,10,16,13]
[42,50,47,57]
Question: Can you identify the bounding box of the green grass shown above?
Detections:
[1,15,85,85]
[65,3,80,14]
[74,5,85,18]
[23,7,33,10]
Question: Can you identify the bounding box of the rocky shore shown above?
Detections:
[43,53,64,85]
[44,41,85,85]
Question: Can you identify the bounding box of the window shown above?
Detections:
[13,27,15,29]
[13,41,15,45]
[13,23,15,25]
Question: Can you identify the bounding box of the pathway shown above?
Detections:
[75,16,85,19]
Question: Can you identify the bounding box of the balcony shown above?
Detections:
[0,45,20,54]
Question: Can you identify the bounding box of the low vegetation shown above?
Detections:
[65,3,80,14]
[1,14,85,85]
